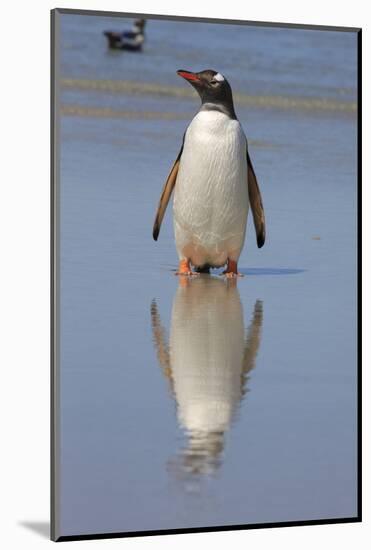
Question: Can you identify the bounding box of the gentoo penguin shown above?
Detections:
[103,19,146,51]
[151,277,263,476]
[153,69,265,277]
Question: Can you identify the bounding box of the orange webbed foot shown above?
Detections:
[221,259,244,278]
[223,271,244,278]
[175,259,199,277]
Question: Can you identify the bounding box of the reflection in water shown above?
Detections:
[151,276,263,481]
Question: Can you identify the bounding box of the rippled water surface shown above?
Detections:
[56,12,358,538]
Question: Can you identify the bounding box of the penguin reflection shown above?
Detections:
[151,276,263,478]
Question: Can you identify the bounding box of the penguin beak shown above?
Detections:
[177,70,201,83]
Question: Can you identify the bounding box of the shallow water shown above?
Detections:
[56,12,358,537]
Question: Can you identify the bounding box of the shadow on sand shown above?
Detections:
[238,267,305,276]
[167,266,305,276]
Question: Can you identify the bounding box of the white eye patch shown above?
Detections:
[214,73,225,82]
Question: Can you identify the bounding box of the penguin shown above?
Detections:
[153,69,266,277]
[103,19,146,51]
[151,277,263,477]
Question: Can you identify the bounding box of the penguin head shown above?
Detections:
[177,69,235,112]
[134,19,146,31]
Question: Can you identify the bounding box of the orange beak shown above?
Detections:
[177,70,201,82]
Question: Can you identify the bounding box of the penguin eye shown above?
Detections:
[210,80,219,87]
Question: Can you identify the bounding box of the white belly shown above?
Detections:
[173,110,249,268]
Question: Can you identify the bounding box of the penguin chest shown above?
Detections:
[173,111,249,267]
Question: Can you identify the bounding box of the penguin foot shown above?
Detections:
[175,259,199,277]
[221,259,244,278]
[222,271,243,278]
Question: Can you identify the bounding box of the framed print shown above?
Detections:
[51,8,361,541]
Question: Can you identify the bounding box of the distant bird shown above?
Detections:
[103,19,146,51]
[153,69,266,277]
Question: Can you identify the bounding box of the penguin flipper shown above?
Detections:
[152,146,183,241]
[247,149,266,248]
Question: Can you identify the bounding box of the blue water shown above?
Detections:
[56,12,358,538]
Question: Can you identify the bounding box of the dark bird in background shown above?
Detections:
[103,19,146,51]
